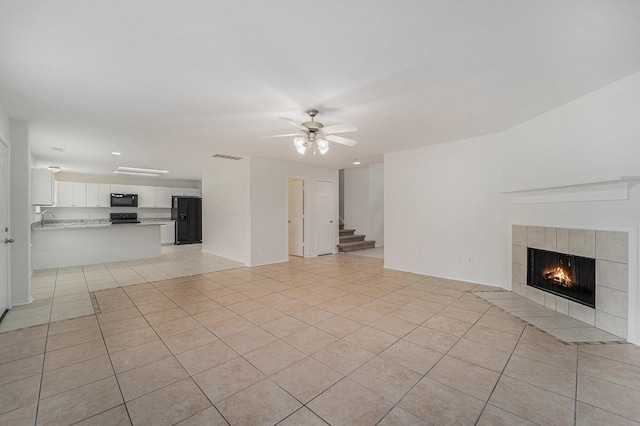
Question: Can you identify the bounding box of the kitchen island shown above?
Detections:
[32,221,162,269]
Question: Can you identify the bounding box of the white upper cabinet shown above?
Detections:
[156,187,173,208]
[172,187,201,197]
[31,169,55,205]
[57,182,87,207]
[52,181,197,208]
[86,183,111,207]
[137,186,156,208]
[110,184,138,194]
[110,184,124,194]
[138,186,173,208]
[125,185,138,194]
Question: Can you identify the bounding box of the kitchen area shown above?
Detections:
[31,169,202,270]
[0,168,245,333]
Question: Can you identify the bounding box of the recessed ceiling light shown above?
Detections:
[47,166,61,173]
[116,166,169,175]
[111,152,121,156]
[353,160,361,165]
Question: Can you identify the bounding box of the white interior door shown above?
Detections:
[0,140,10,318]
[316,180,335,255]
[288,179,304,257]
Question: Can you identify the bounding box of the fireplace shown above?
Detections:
[513,225,629,339]
[527,248,596,308]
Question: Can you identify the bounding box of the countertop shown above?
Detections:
[32,218,174,231]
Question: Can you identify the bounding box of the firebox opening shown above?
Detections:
[527,248,595,308]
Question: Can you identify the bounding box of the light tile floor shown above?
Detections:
[1,251,640,425]
[0,245,243,333]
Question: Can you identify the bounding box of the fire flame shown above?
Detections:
[544,266,573,288]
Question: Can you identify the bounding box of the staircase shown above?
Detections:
[338,224,376,252]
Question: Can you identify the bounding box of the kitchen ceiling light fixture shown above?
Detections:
[111,152,121,156]
[114,171,163,177]
[353,160,361,165]
[47,165,61,173]
[114,166,169,177]
[116,166,169,175]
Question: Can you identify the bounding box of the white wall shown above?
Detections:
[344,167,370,237]
[249,156,339,266]
[201,158,250,264]
[9,120,32,305]
[201,156,339,267]
[343,164,385,246]
[369,163,384,246]
[0,104,9,141]
[503,72,640,233]
[502,72,640,191]
[385,135,507,287]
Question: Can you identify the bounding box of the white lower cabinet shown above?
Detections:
[160,221,175,245]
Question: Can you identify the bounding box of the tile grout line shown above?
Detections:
[117,275,234,424]
[99,286,153,426]
[574,345,579,426]
[33,320,50,426]
[373,293,496,424]
[473,321,529,425]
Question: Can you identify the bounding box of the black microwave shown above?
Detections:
[110,193,138,207]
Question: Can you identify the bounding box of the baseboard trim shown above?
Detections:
[12,297,33,307]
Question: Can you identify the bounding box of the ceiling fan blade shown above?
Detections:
[279,117,308,132]
[264,133,302,139]
[321,122,358,134]
[326,134,358,147]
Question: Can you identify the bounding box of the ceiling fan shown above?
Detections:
[268,109,358,155]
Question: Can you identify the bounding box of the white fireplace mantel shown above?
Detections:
[503,176,640,205]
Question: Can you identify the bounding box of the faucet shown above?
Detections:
[41,210,54,226]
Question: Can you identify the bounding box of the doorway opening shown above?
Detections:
[288,179,305,258]
[0,138,10,321]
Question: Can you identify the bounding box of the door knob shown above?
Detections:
[330,220,334,223]
[4,238,14,244]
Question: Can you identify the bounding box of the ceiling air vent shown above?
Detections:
[212,154,242,160]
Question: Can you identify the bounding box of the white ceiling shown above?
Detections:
[1,1,639,180]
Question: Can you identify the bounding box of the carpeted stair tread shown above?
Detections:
[337,240,376,252]
[339,234,366,243]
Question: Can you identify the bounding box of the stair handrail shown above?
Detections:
[338,216,345,225]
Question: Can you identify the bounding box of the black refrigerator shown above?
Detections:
[171,196,202,244]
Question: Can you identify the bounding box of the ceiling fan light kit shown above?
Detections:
[269,109,358,156]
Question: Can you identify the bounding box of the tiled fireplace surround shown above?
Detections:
[512,225,629,339]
